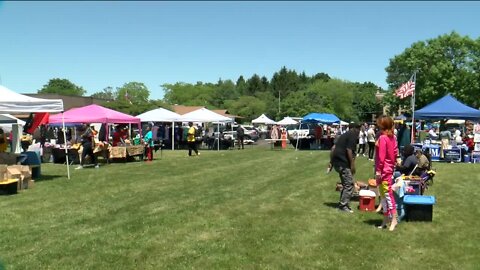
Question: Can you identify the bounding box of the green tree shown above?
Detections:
[385,31,480,112]
[246,74,263,96]
[116,82,150,104]
[236,76,247,96]
[213,79,238,108]
[312,72,331,82]
[282,79,357,121]
[38,78,86,96]
[91,86,116,100]
[226,96,267,122]
[351,82,383,122]
[162,82,216,107]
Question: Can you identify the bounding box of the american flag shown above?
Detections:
[395,80,415,99]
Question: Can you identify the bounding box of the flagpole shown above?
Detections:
[411,71,417,143]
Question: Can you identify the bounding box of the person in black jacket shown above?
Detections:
[328,122,361,213]
[395,144,418,176]
[76,123,99,169]
[236,125,245,150]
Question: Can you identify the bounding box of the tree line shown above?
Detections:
[36,31,480,122]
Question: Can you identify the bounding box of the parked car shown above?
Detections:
[224,125,260,141]
[286,122,316,149]
[286,122,316,140]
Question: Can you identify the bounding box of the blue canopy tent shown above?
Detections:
[292,113,340,150]
[415,94,480,120]
[302,113,341,124]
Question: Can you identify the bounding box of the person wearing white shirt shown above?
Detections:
[367,125,376,160]
[428,128,438,140]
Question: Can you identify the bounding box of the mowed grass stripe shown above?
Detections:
[1,148,479,269]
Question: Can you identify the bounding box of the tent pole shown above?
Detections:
[411,71,417,143]
[62,112,70,179]
[172,121,175,151]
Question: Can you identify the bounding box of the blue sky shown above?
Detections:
[1,1,479,100]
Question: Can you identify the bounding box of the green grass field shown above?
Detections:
[1,146,479,269]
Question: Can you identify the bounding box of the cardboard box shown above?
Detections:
[7,166,22,179]
[7,166,22,190]
[21,166,32,180]
[0,164,7,180]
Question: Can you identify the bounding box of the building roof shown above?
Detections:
[24,93,111,111]
[171,105,204,115]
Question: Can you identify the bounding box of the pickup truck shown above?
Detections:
[286,123,317,149]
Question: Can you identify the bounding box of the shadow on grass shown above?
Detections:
[35,174,64,182]
[363,219,383,226]
[323,202,339,209]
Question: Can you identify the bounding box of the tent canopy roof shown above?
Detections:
[177,108,232,122]
[276,117,298,125]
[0,114,26,125]
[302,113,340,124]
[0,85,64,113]
[251,114,276,124]
[415,94,480,120]
[49,104,140,124]
[136,108,181,122]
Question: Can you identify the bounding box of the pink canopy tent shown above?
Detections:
[49,104,141,148]
[49,104,141,125]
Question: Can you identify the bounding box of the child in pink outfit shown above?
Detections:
[375,115,399,231]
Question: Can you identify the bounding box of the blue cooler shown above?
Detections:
[404,195,436,222]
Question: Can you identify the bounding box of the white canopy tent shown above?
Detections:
[136,108,181,150]
[176,108,233,151]
[0,85,69,178]
[136,108,180,122]
[177,108,232,123]
[276,116,298,126]
[251,114,276,125]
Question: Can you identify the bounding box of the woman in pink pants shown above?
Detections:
[375,115,399,231]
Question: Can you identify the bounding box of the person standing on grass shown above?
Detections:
[143,126,154,161]
[375,115,399,231]
[367,124,376,161]
[76,123,99,169]
[328,122,360,213]
[236,124,244,150]
[187,122,199,156]
[357,125,367,157]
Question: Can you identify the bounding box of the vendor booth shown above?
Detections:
[291,113,341,150]
[0,85,67,180]
[176,108,233,151]
[49,104,142,162]
[415,94,480,162]
[137,107,181,151]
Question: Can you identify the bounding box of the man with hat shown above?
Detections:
[328,122,361,213]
